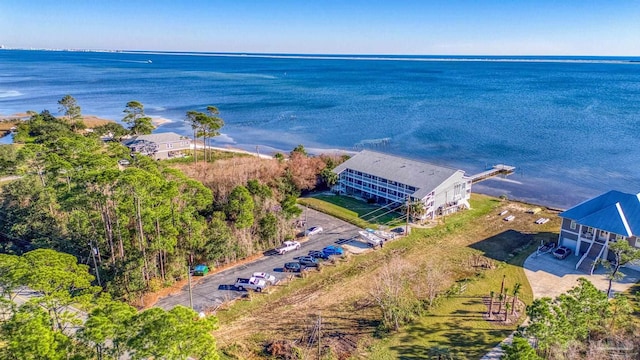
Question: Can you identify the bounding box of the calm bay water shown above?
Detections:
[1,50,639,208]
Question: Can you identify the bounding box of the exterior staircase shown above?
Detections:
[577,241,605,274]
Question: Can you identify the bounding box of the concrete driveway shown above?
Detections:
[523,252,640,299]
[155,207,365,312]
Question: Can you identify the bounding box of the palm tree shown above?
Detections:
[497,292,505,316]
[504,302,511,321]
[511,282,522,315]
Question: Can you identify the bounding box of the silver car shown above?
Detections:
[252,272,277,285]
[305,226,323,236]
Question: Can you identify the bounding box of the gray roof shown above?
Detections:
[332,150,467,199]
[123,132,190,146]
[560,190,640,236]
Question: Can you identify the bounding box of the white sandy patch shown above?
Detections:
[149,116,173,126]
[213,133,235,144]
[0,90,22,98]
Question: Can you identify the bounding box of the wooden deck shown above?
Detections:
[470,164,515,184]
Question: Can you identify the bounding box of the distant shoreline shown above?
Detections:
[2,48,639,64]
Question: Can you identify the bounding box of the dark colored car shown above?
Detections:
[308,250,330,260]
[297,256,320,267]
[322,245,344,257]
[193,264,209,276]
[284,262,305,272]
[553,246,572,260]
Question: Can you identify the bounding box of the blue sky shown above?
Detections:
[1,0,638,55]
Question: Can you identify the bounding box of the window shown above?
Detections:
[615,234,625,242]
[166,143,174,149]
[570,221,576,230]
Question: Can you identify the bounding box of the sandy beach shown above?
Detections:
[0,112,172,128]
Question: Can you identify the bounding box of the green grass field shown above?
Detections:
[367,243,535,360]
[298,194,405,229]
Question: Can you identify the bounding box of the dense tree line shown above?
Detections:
[503,278,639,359]
[0,249,219,359]
[0,96,345,304]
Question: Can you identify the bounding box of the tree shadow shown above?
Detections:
[468,230,558,262]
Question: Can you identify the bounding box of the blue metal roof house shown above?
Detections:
[558,190,640,274]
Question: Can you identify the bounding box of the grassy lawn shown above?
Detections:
[367,243,536,360]
[214,195,561,359]
[163,149,251,165]
[298,194,404,229]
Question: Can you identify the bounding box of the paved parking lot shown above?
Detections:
[155,207,364,311]
[524,252,640,299]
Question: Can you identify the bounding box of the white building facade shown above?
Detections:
[332,150,472,220]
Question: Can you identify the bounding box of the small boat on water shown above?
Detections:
[147,60,153,64]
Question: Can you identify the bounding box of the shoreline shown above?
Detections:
[0,112,172,128]
[0,112,577,211]
[192,142,570,211]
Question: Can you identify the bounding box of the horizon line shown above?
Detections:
[1,47,639,59]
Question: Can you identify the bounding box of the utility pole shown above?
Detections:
[187,264,193,310]
[405,195,410,235]
[317,313,322,358]
[89,241,102,287]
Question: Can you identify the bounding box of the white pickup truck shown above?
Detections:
[359,230,384,248]
[234,277,267,292]
[276,240,301,255]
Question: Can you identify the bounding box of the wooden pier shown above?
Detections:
[470,164,516,184]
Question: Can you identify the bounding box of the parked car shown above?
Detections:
[297,256,320,267]
[305,226,324,236]
[284,262,305,273]
[276,240,301,255]
[252,272,277,285]
[192,264,209,276]
[553,246,572,260]
[391,227,406,235]
[359,230,383,248]
[322,245,344,257]
[308,250,330,260]
[234,277,267,292]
